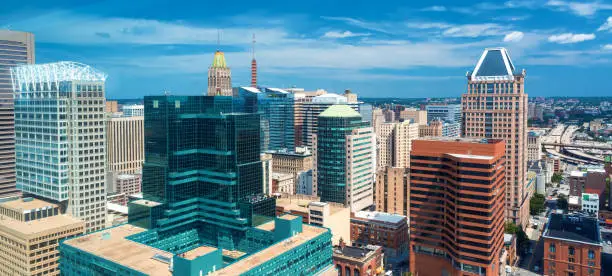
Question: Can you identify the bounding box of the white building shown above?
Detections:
[272,172,294,194]
[581,193,599,216]
[296,170,314,196]
[121,104,144,117]
[13,62,108,232]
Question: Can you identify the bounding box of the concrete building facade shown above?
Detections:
[0,30,34,199]
[410,137,506,276]
[375,166,409,217]
[121,104,144,117]
[106,115,144,174]
[462,47,529,226]
[0,197,84,275]
[377,120,418,170]
[418,119,443,137]
[527,131,543,162]
[399,108,427,125]
[272,172,294,195]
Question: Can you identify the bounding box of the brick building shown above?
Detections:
[333,243,384,276]
[350,211,409,266]
[543,213,602,276]
[410,137,506,276]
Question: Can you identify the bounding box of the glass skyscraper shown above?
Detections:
[138,95,275,249]
[234,86,295,152]
[12,62,108,232]
[315,105,374,212]
[60,95,334,276]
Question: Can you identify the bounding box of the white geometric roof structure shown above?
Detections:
[11,61,107,92]
[312,93,348,104]
[470,47,516,81]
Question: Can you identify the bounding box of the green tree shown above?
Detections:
[551,172,563,183]
[557,194,568,211]
[505,222,520,234]
[530,193,546,215]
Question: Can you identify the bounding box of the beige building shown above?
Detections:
[399,108,427,125]
[375,167,409,217]
[0,30,34,199]
[272,172,295,194]
[207,50,232,96]
[106,115,144,174]
[462,47,529,226]
[275,195,350,246]
[261,153,273,195]
[343,89,358,103]
[527,131,543,162]
[107,173,141,196]
[0,198,85,275]
[418,120,443,137]
[269,147,313,174]
[105,100,118,113]
[377,120,419,169]
[372,108,385,133]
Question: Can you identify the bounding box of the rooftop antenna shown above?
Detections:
[217,29,221,50]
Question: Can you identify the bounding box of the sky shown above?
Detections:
[2,0,612,98]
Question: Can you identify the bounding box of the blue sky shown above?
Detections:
[2,0,612,98]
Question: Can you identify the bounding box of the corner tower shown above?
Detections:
[207,50,232,96]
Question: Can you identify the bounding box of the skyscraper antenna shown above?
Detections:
[252,33,256,59]
[217,29,220,50]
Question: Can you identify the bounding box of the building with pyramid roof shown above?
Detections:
[207,50,232,96]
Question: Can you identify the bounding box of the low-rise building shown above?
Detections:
[333,243,384,276]
[528,131,543,162]
[272,172,295,194]
[399,108,427,125]
[350,211,409,265]
[581,193,599,216]
[0,197,85,276]
[504,234,517,267]
[275,195,350,246]
[543,213,602,276]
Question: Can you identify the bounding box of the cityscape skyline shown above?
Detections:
[2,0,612,98]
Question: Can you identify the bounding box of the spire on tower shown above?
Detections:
[251,33,257,88]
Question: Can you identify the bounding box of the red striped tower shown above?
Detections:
[251,34,257,87]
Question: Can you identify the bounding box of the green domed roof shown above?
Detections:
[212,51,227,68]
[319,104,361,118]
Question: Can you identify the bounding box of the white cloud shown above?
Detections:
[421,6,447,12]
[405,22,453,29]
[442,23,509,37]
[604,44,612,50]
[547,33,596,44]
[493,15,531,21]
[320,16,391,34]
[545,0,612,16]
[598,17,612,31]
[504,31,525,42]
[12,11,291,45]
[322,31,369,38]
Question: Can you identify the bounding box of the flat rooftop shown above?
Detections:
[131,199,163,207]
[63,224,173,276]
[353,211,406,224]
[333,245,380,261]
[543,213,601,245]
[447,153,494,160]
[0,214,84,235]
[182,245,218,260]
[417,136,502,144]
[0,197,56,212]
[570,171,587,177]
[213,224,327,275]
[276,197,347,215]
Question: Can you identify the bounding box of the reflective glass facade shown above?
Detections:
[140,95,275,249]
[13,62,107,232]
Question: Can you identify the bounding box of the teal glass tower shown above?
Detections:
[315,105,374,212]
[59,95,335,276]
[137,95,275,248]
[234,87,295,152]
